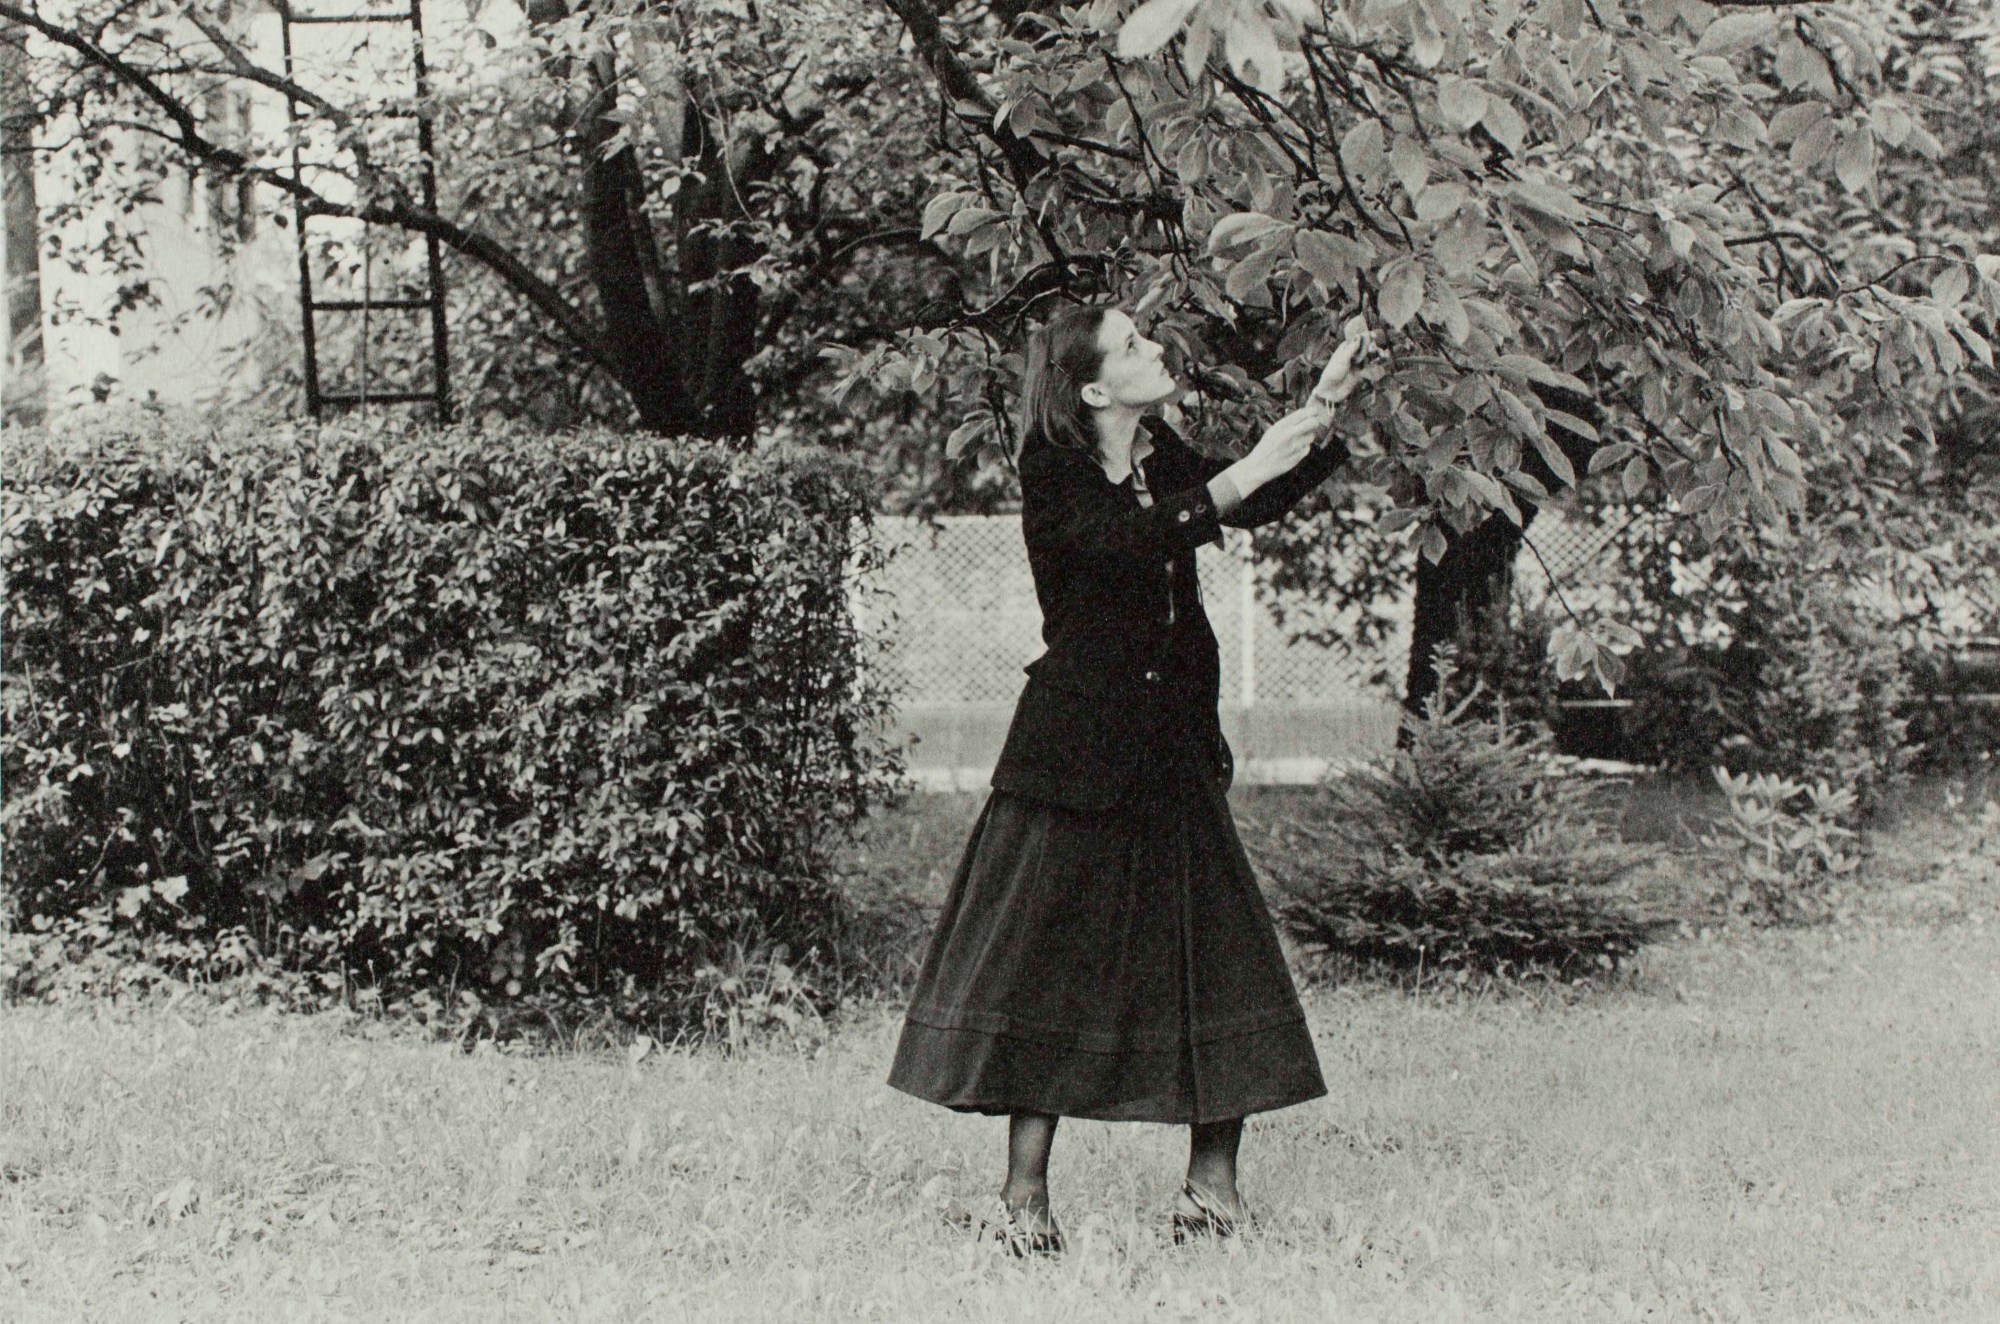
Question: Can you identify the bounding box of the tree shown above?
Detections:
[842,0,1998,692]
[1,0,953,436]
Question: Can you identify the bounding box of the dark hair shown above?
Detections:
[1016,302,1111,463]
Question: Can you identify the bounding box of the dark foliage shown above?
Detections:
[2,409,903,1015]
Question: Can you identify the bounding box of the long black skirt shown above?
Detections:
[887,712,1326,1124]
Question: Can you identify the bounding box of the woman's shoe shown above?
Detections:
[1170,1180,1245,1246]
[948,1198,1065,1257]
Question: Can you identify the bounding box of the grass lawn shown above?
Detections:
[3,785,1997,1322]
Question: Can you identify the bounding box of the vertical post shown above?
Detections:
[408,0,452,422]
[278,3,323,418]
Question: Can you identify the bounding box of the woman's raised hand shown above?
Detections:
[1242,406,1326,485]
[1310,321,1377,411]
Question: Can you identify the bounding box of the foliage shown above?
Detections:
[1,407,904,1016]
[820,0,2000,682]
[1258,651,1664,979]
[1549,432,1994,807]
[1701,766,1860,923]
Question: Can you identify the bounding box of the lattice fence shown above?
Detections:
[855,506,1995,783]
[861,515,1413,711]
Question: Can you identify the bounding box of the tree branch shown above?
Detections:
[877,0,1045,186]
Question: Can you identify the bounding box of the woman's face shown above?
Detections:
[1081,310,1178,412]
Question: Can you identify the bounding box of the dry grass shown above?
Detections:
[3,786,1997,1322]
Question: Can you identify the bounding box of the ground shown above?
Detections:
[2,783,1996,1322]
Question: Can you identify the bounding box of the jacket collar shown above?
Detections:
[1025,417,1177,484]
[1099,430,1154,486]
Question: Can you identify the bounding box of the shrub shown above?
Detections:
[2,408,903,1017]
[1257,652,1667,982]
[1700,767,1860,924]
[1555,507,1921,821]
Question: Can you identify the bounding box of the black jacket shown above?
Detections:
[989,419,1350,813]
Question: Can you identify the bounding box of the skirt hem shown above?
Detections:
[884,1079,1328,1127]
[900,998,1308,1054]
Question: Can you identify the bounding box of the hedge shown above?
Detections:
[2,410,903,1004]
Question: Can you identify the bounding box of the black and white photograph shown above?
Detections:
[2,0,1997,1317]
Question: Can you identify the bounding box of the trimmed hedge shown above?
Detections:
[2,410,902,1005]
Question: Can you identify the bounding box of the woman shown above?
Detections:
[887,301,1371,1253]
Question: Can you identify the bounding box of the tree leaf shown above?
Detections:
[1389,136,1429,201]
[1505,179,1588,224]
[1436,77,1487,130]
[1410,7,1443,69]
[945,206,1002,236]
[1766,101,1827,145]
[1207,211,1289,254]
[1531,427,1577,487]
[1588,443,1634,474]
[1225,237,1284,302]
[1930,264,1970,308]
[1294,229,1359,289]
[1789,116,1837,172]
[1621,455,1648,500]
[1415,181,1469,222]
[1695,12,1776,57]
[1543,408,1598,443]
[1834,128,1876,195]
[919,192,968,241]
[1117,0,1202,59]
[1495,386,1541,438]
[1426,279,1471,345]
[1224,9,1287,95]
[1181,16,1216,82]
[1496,353,1587,393]
[944,414,989,460]
[1378,257,1424,329]
[1481,97,1527,155]
[1340,118,1387,184]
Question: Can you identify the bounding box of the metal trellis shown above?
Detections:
[278,0,451,421]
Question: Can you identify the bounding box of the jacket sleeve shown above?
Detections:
[1019,444,1226,569]
[1146,422,1350,530]
[1221,434,1349,528]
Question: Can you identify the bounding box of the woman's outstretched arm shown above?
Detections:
[1220,433,1349,528]
[1146,419,1350,529]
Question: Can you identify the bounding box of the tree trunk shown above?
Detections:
[2,24,45,425]
[671,99,771,442]
[1402,510,1536,714]
[577,64,690,434]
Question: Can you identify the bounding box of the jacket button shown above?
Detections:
[1144,670,1161,683]
[1176,509,1191,523]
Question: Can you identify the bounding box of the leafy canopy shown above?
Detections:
[839,0,1998,688]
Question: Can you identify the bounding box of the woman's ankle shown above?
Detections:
[1000,1181,1053,1216]
[1183,1171,1243,1210]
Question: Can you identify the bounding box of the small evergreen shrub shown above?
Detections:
[1258,653,1667,982]
[2,409,902,1020]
